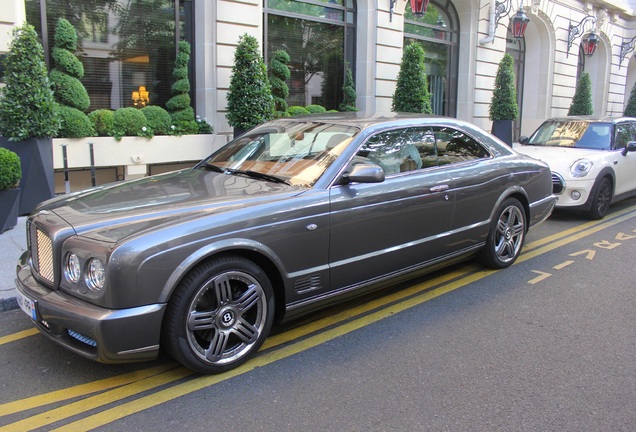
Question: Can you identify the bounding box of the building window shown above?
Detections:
[403,0,459,117]
[25,0,193,111]
[264,0,356,111]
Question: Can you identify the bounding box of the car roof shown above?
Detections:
[542,115,636,124]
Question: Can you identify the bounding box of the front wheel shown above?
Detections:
[587,177,612,220]
[163,256,275,374]
[478,198,526,269]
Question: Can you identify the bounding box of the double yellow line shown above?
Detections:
[1,204,634,431]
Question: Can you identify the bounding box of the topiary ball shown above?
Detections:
[0,148,22,190]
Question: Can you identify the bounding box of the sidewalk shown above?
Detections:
[0,217,27,312]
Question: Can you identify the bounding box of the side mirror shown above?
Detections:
[339,162,385,184]
[622,141,636,157]
[518,136,530,145]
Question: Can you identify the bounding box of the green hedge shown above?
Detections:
[56,105,95,138]
[0,148,21,190]
[141,106,172,135]
[88,109,115,136]
[287,106,310,116]
[112,108,149,140]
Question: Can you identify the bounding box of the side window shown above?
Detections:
[358,127,435,175]
[434,126,490,165]
[614,123,636,150]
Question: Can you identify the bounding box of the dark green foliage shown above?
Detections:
[141,106,172,135]
[166,93,191,112]
[50,69,91,112]
[88,109,115,136]
[51,48,84,79]
[269,50,290,115]
[0,23,60,140]
[196,116,214,134]
[53,17,78,51]
[624,82,636,117]
[50,17,91,131]
[0,148,21,190]
[287,106,310,116]
[166,41,197,134]
[392,42,432,114]
[339,62,358,112]
[568,72,593,116]
[226,34,275,129]
[306,104,327,114]
[56,105,95,138]
[489,53,518,121]
[171,79,190,95]
[112,107,148,140]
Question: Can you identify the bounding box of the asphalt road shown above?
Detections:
[1,200,635,432]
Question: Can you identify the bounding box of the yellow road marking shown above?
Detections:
[553,260,574,270]
[528,270,552,284]
[0,328,38,346]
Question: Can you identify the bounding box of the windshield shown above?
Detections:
[526,120,612,150]
[201,120,359,187]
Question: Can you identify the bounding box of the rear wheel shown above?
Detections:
[478,198,526,269]
[163,256,274,374]
[587,177,612,220]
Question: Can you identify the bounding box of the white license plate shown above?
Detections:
[16,291,37,321]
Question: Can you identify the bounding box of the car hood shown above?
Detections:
[37,168,304,242]
[513,143,602,172]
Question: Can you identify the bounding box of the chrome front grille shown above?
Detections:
[29,222,54,284]
[551,172,565,195]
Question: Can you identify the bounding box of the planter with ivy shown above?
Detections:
[0,148,22,233]
[0,23,60,215]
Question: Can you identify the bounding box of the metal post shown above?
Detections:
[61,144,70,194]
[89,142,96,187]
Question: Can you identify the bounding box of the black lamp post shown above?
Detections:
[567,15,598,57]
[510,4,530,38]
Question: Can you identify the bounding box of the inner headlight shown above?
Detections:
[570,159,593,177]
[85,259,105,291]
[64,252,81,284]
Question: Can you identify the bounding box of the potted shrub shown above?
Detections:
[226,34,275,137]
[0,23,60,215]
[568,72,593,116]
[392,42,432,114]
[167,41,198,134]
[624,82,636,117]
[489,53,518,146]
[0,148,22,233]
[269,49,290,118]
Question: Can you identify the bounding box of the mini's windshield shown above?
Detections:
[526,120,611,150]
[201,120,359,187]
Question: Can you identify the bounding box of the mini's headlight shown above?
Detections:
[85,259,105,291]
[570,159,593,177]
[64,252,81,284]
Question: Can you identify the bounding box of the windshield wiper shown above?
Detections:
[225,168,290,185]
[202,162,225,173]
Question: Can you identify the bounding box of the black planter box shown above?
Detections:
[0,188,20,233]
[491,120,513,146]
[0,136,55,215]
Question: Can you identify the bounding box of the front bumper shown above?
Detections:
[15,252,166,363]
[529,194,557,227]
[552,176,596,210]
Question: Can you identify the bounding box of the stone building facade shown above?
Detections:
[2,0,636,140]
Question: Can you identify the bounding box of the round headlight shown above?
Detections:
[64,252,81,284]
[85,259,105,291]
[570,159,593,177]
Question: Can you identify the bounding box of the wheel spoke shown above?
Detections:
[214,274,233,304]
[205,330,229,361]
[233,318,259,343]
[237,283,261,312]
[188,310,216,331]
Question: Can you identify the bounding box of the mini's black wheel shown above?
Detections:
[163,256,274,374]
[587,177,612,220]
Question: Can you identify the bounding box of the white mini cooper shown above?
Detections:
[515,116,636,219]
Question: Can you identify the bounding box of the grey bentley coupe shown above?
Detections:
[16,113,555,374]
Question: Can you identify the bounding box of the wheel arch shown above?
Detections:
[490,187,531,231]
[159,241,288,324]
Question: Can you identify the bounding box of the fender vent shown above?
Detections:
[294,274,323,294]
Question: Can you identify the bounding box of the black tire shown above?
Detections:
[587,177,612,220]
[163,256,274,374]
[478,198,526,269]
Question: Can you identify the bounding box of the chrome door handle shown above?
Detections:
[430,184,449,192]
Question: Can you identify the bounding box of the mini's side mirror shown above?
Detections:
[622,141,636,156]
[518,136,530,145]
[340,162,385,184]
